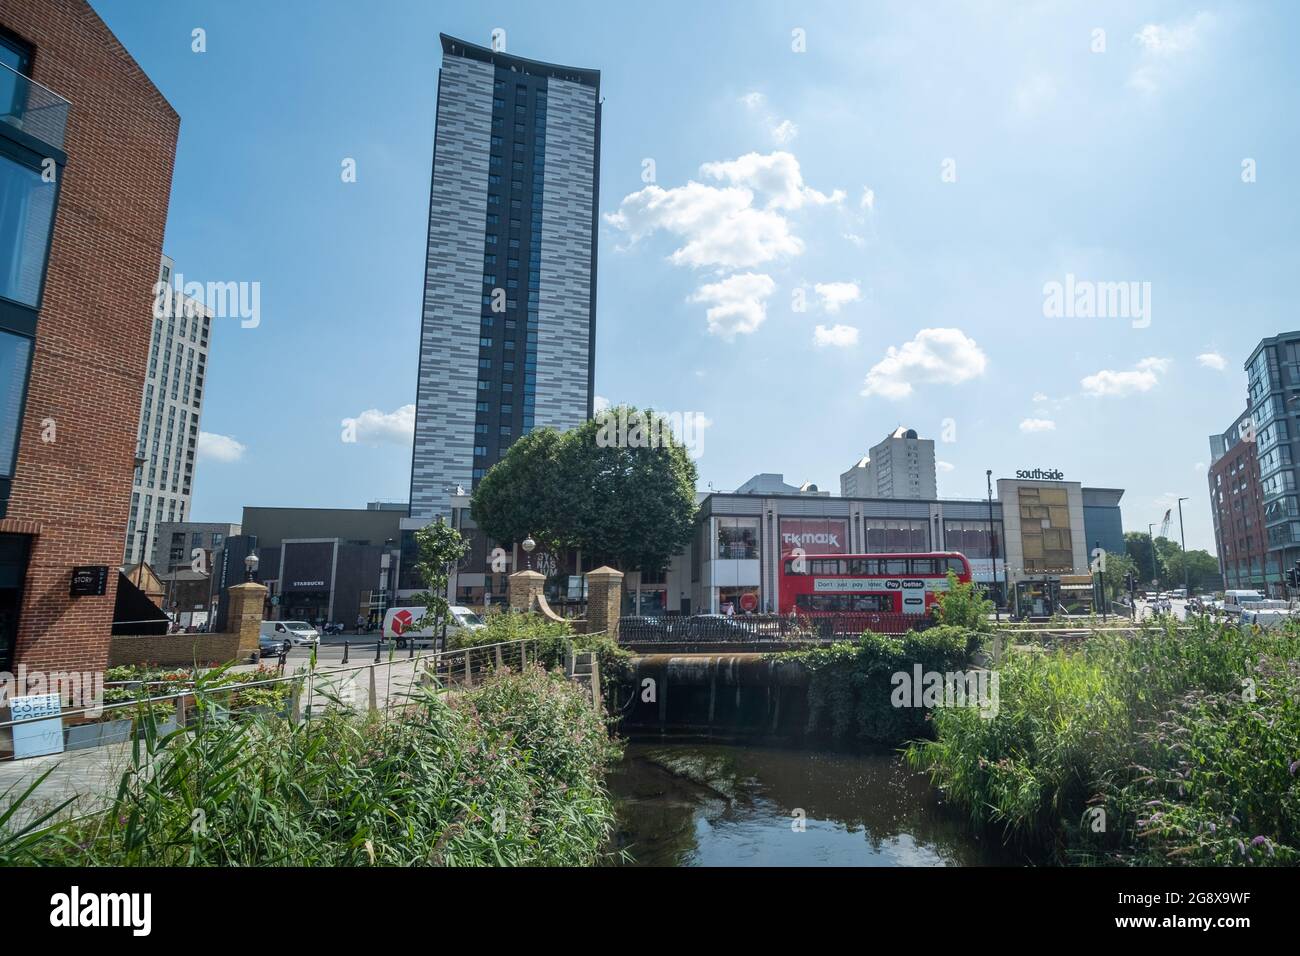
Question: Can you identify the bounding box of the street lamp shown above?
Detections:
[1177,497,1190,601]
[985,469,1000,622]
[244,551,259,583]
[1148,522,1158,593]
[521,534,536,571]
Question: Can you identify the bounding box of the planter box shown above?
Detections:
[65,718,132,751]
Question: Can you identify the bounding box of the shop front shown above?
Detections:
[0,533,30,671]
[276,540,337,626]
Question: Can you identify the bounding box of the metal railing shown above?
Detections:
[0,638,551,762]
[0,61,71,150]
[618,612,925,644]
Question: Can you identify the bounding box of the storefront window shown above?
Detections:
[718,585,760,614]
[943,519,1005,559]
[716,517,759,559]
[862,518,928,552]
[0,328,30,479]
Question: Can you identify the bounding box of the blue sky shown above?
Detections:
[91,0,1300,552]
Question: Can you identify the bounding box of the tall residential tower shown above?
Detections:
[408,35,600,521]
[125,255,213,566]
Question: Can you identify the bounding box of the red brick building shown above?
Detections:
[1208,408,1270,593]
[0,0,179,674]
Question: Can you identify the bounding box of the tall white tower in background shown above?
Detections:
[841,427,937,499]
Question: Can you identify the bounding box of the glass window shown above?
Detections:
[716,516,759,559]
[0,329,31,478]
[0,154,57,308]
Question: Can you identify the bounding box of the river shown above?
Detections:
[607,742,1021,866]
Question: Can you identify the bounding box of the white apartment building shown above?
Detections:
[840,427,938,499]
[124,255,213,566]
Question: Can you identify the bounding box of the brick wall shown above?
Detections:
[108,633,242,668]
[0,0,179,673]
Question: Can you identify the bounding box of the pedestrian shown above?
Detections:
[356,613,366,634]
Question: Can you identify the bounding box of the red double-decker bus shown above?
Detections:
[778,551,972,619]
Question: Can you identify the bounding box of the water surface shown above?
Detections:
[608,742,1020,866]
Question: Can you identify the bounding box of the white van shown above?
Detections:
[260,620,320,647]
[1223,590,1265,612]
[381,605,485,642]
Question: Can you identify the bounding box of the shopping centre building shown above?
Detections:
[434,472,1126,619]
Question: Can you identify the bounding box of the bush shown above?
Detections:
[2,665,620,867]
[933,572,994,631]
[906,617,1300,864]
[781,624,977,745]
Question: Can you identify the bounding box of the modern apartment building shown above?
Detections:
[151,520,239,575]
[840,427,938,499]
[1208,407,1268,592]
[1237,331,1300,593]
[124,254,212,566]
[0,0,179,674]
[408,34,601,522]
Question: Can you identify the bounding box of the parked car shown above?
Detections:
[258,634,290,658]
[259,620,320,647]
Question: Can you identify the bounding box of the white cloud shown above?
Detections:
[843,232,865,247]
[860,328,988,400]
[1193,462,1206,472]
[342,404,415,445]
[1019,418,1056,433]
[605,181,802,269]
[699,151,844,210]
[1013,74,1057,116]
[689,272,776,339]
[937,460,955,473]
[813,323,859,348]
[813,281,861,313]
[594,395,610,414]
[859,187,875,212]
[1197,351,1226,370]
[1130,12,1216,95]
[198,431,246,463]
[770,119,798,143]
[1081,356,1171,397]
[1032,392,1049,403]
[739,91,766,110]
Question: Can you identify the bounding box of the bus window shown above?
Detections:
[810,559,841,575]
[846,558,867,575]
[947,557,968,574]
[910,558,938,574]
[884,558,908,575]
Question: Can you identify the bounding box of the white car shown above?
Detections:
[259,620,320,647]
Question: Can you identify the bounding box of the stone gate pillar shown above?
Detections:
[508,570,545,612]
[227,581,268,661]
[585,566,624,640]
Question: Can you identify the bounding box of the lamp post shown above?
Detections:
[986,470,1000,622]
[244,551,259,583]
[521,534,536,571]
[1176,497,1189,605]
[1148,522,1158,597]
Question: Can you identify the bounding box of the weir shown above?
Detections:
[617,653,811,740]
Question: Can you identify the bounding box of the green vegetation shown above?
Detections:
[906,617,1300,865]
[410,518,471,632]
[471,403,698,574]
[1,664,619,867]
[449,609,632,691]
[780,625,979,745]
[933,571,994,631]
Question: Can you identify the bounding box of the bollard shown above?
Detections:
[409,637,415,660]
[374,640,381,663]
[342,640,349,664]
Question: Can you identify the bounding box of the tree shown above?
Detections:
[470,404,699,574]
[1124,532,1159,584]
[411,518,470,635]
[934,571,993,631]
[1097,550,1138,602]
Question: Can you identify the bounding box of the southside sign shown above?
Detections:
[1015,468,1064,480]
